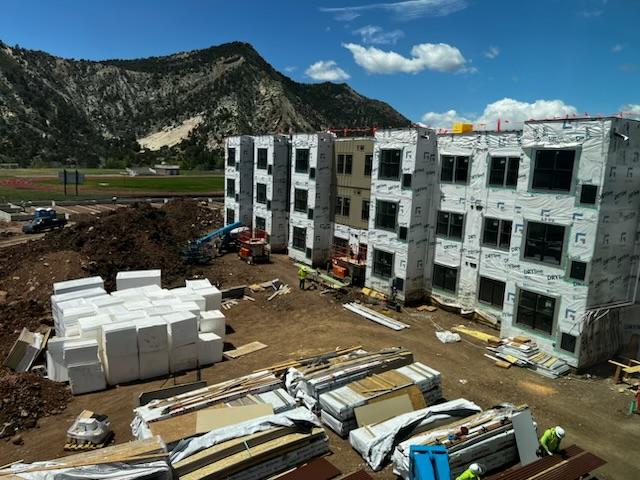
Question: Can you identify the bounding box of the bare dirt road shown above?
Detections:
[1,254,637,479]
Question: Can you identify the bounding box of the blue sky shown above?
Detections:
[1,0,639,128]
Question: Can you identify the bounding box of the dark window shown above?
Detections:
[361,200,370,221]
[478,277,506,308]
[580,185,597,204]
[441,155,469,184]
[433,264,457,292]
[333,237,349,251]
[489,157,519,188]
[292,227,306,251]
[482,218,512,249]
[335,196,350,217]
[398,226,408,241]
[295,149,309,173]
[379,149,401,180]
[226,178,235,198]
[436,211,464,240]
[532,150,575,192]
[560,332,577,353]
[267,200,271,210]
[307,208,314,219]
[305,248,312,258]
[267,165,273,175]
[373,249,393,278]
[569,261,587,281]
[255,216,266,231]
[257,148,268,169]
[516,290,555,334]
[226,208,235,225]
[402,174,412,188]
[375,201,398,231]
[364,155,373,176]
[393,277,404,292]
[337,154,353,174]
[256,183,267,204]
[227,148,236,167]
[309,167,316,179]
[524,222,565,266]
[294,189,308,213]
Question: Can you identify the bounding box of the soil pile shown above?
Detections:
[0,371,71,437]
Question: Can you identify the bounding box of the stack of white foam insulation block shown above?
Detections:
[319,362,442,436]
[47,272,225,394]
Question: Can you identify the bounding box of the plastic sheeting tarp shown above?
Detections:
[348,398,481,470]
[3,460,171,480]
[169,406,322,463]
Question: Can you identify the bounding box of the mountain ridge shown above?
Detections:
[0,40,409,167]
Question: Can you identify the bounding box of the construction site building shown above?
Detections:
[252,135,291,251]
[288,132,334,266]
[225,135,254,227]
[364,127,439,302]
[329,136,374,285]
[435,118,640,368]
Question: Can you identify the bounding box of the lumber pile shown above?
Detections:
[0,436,170,479]
[319,362,442,436]
[47,272,226,394]
[343,302,409,330]
[132,371,283,437]
[487,338,571,378]
[348,398,482,471]
[391,405,533,479]
[283,347,414,406]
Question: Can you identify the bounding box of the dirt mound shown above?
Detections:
[0,371,71,437]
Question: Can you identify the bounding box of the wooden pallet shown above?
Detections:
[64,431,114,451]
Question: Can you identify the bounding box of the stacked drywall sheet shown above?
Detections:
[48,273,227,394]
[349,398,482,471]
[489,340,571,378]
[391,405,531,479]
[131,371,284,439]
[319,362,442,436]
[169,407,329,480]
[116,269,162,290]
[284,347,413,408]
[365,127,439,302]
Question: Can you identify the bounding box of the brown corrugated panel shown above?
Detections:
[275,458,341,480]
[340,470,374,480]
[536,452,606,480]
[485,445,584,480]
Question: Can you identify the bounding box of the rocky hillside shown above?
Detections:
[0,41,409,167]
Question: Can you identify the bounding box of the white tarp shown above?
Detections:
[349,398,481,470]
[3,460,171,480]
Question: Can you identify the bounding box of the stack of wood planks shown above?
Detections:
[343,303,409,330]
[0,436,169,479]
[487,338,571,378]
[172,426,329,480]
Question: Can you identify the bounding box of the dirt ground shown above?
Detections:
[0,253,638,479]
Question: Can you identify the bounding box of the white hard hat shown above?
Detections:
[555,426,565,438]
[469,463,485,475]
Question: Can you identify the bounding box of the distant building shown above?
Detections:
[154,164,180,176]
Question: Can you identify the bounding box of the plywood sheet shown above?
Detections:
[511,409,539,466]
[354,394,413,427]
[275,458,341,480]
[196,404,273,432]
[224,341,268,359]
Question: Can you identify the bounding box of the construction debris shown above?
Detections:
[223,341,268,359]
[343,302,409,331]
[452,324,501,344]
[3,327,51,372]
[417,305,437,312]
[268,283,291,301]
[488,339,571,378]
[435,330,461,344]
[64,410,113,451]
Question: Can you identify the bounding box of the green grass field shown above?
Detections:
[0,172,224,202]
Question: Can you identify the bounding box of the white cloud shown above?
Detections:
[320,0,467,22]
[484,46,499,59]
[421,109,471,127]
[620,104,640,119]
[421,98,578,129]
[353,25,404,45]
[284,66,297,73]
[581,9,603,17]
[343,42,473,74]
[611,43,624,53]
[305,60,350,82]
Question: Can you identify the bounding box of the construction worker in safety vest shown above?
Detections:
[538,426,565,456]
[298,266,307,290]
[455,463,485,480]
